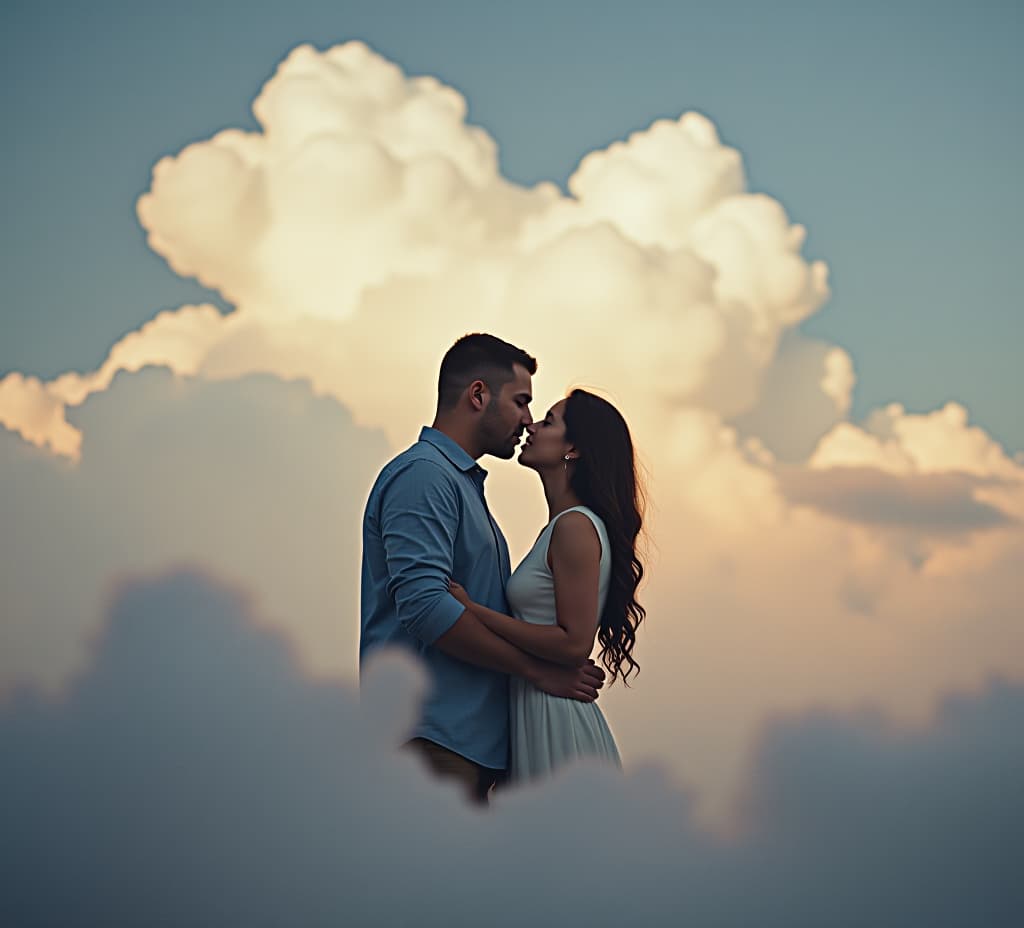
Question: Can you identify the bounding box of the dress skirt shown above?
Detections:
[509,675,621,781]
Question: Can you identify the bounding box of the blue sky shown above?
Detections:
[2,0,1021,450]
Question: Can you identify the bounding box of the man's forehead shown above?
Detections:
[510,363,533,397]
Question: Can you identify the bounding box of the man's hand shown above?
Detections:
[532,658,606,702]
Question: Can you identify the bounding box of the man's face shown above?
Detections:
[479,363,533,459]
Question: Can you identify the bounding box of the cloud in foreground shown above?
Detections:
[1,570,1020,927]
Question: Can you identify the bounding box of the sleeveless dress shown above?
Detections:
[506,505,621,781]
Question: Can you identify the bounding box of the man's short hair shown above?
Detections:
[437,334,537,411]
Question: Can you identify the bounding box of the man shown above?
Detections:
[360,333,605,803]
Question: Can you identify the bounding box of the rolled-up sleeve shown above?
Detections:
[380,460,467,645]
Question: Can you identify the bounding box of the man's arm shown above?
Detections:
[449,512,602,667]
[433,611,603,701]
[379,461,602,700]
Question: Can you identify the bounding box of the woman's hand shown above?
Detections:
[448,578,472,608]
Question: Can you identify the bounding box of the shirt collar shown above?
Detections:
[418,427,485,475]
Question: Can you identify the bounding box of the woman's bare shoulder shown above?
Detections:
[549,510,601,561]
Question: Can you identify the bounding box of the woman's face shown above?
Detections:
[518,398,573,470]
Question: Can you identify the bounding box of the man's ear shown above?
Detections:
[467,379,489,411]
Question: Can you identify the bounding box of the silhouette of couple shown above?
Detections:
[360,334,645,804]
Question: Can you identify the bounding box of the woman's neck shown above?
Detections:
[539,469,583,522]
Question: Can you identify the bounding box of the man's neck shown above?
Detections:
[430,415,481,460]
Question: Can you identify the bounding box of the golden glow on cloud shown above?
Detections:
[812,402,1024,481]
[0,372,80,457]
[1,41,1021,827]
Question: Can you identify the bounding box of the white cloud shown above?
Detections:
[0,372,79,457]
[0,368,389,696]
[730,333,857,461]
[136,42,556,324]
[821,345,855,414]
[521,112,746,251]
[812,402,1022,479]
[3,42,832,455]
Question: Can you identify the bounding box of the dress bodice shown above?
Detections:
[506,505,611,627]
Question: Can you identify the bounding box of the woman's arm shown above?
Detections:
[449,591,581,666]
[451,511,602,667]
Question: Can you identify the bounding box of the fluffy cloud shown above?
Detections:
[0,367,388,697]
[812,402,1023,480]
[0,372,80,457]
[49,304,228,406]
[731,332,856,461]
[1,40,1023,830]
[136,42,555,322]
[0,41,832,455]
[779,468,1014,534]
[1,571,1020,926]
[0,305,226,460]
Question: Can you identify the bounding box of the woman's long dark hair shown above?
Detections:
[563,389,645,685]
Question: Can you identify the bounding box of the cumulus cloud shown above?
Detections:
[49,304,229,406]
[0,372,80,457]
[0,367,389,697]
[1,40,1023,830]
[807,401,1024,533]
[0,305,226,460]
[1,570,1020,927]
[812,402,1022,480]
[779,467,1015,534]
[0,40,833,456]
[730,332,857,461]
[136,42,555,321]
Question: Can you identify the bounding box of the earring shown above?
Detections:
[563,454,571,472]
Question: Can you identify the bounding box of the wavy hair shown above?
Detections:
[562,389,646,685]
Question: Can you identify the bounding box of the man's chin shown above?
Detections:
[483,433,524,460]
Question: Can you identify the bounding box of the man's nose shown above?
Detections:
[525,420,537,433]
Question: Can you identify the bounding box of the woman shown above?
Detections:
[450,388,645,782]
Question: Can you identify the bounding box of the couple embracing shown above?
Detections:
[360,334,645,804]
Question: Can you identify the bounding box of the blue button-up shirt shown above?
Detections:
[360,427,512,770]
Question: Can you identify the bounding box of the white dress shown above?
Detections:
[507,505,621,781]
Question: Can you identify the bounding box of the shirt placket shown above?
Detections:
[471,467,509,583]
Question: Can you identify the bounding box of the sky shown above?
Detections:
[1,1,1022,923]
